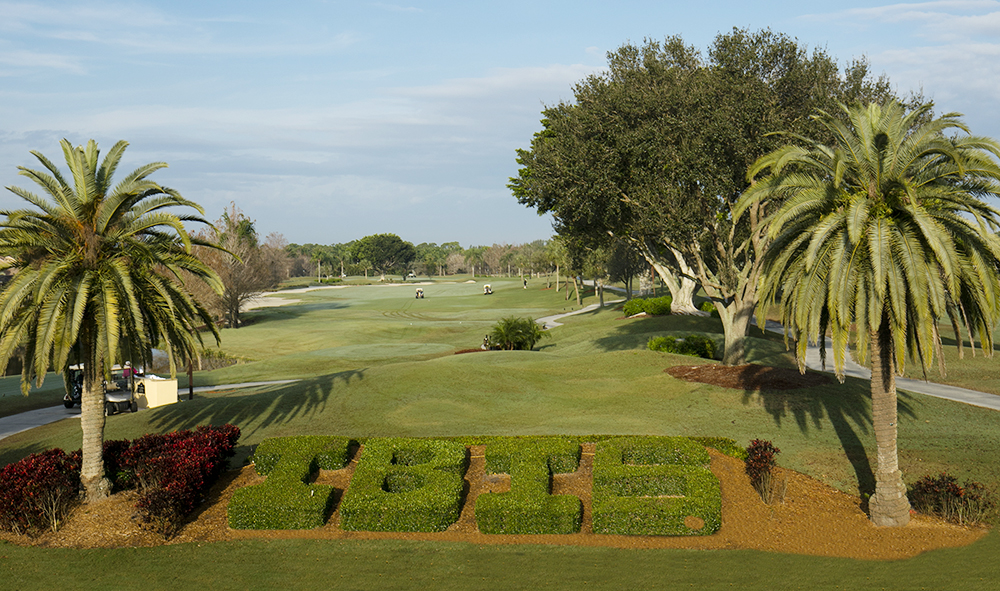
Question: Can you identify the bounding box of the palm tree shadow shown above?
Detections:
[147,368,367,464]
[744,378,916,499]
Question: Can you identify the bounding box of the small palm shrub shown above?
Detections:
[909,473,996,526]
[489,316,548,350]
[647,334,716,359]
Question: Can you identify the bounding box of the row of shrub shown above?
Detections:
[227,436,351,530]
[647,334,717,359]
[0,424,240,536]
[622,296,673,317]
[105,424,241,535]
[591,437,721,536]
[475,437,582,534]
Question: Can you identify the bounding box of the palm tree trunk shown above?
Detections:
[868,320,911,526]
[79,348,109,501]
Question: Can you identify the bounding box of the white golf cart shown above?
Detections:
[63,363,138,415]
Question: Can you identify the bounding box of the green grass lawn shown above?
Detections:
[2,276,1000,590]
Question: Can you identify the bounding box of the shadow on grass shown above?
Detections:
[147,368,367,461]
[239,301,350,326]
[744,378,917,498]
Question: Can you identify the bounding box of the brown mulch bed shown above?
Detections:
[0,444,984,559]
[666,363,831,391]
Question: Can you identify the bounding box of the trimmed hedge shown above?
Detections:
[228,436,351,530]
[623,296,673,316]
[475,437,582,535]
[591,436,721,536]
[338,438,467,532]
[689,436,748,461]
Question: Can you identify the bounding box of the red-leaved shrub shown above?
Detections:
[909,472,996,526]
[0,423,240,537]
[121,424,241,534]
[0,448,81,534]
[745,439,782,503]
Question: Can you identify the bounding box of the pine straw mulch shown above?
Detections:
[0,364,985,559]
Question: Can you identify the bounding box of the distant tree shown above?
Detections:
[464,246,487,276]
[350,233,416,280]
[0,139,221,501]
[192,203,285,328]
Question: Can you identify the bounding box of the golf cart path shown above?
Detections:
[752,318,1000,411]
[0,380,299,442]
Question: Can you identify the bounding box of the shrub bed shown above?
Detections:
[909,472,996,526]
[475,437,582,535]
[647,334,716,359]
[119,424,241,534]
[228,436,351,530]
[591,436,721,536]
[0,448,81,534]
[623,296,673,317]
[338,438,467,532]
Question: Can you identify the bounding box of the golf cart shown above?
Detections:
[63,363,139,415]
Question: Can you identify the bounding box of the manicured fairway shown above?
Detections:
[1,277,999,590]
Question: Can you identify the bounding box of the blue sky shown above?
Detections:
[3,1,1000,247]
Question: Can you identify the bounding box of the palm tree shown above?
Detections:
[738,102,1000,526]
[0,139,223,501]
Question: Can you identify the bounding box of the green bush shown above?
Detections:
[475,437,582,534]
[645,296,673,316]
[338,438,467,532]
[622,298,646,316]
[623,296,672,316]
[647,334,716,359]
[591,436,721,536]
[489,316,548,350]
[227,436,351,530]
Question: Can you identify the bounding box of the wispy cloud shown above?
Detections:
[0,49,86,74]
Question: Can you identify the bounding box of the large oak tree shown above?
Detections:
[511,29,903,364]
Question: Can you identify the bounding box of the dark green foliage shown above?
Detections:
[350,233,417,277]
[227,436,351,530]
[591,436,721,536]
[699,301,720,317]
[338,438,467,532]
[909,473,996,526]
[476,437,582,534]
[623,296,672,317]
[489,316,548,350]
[647,334,716,359]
